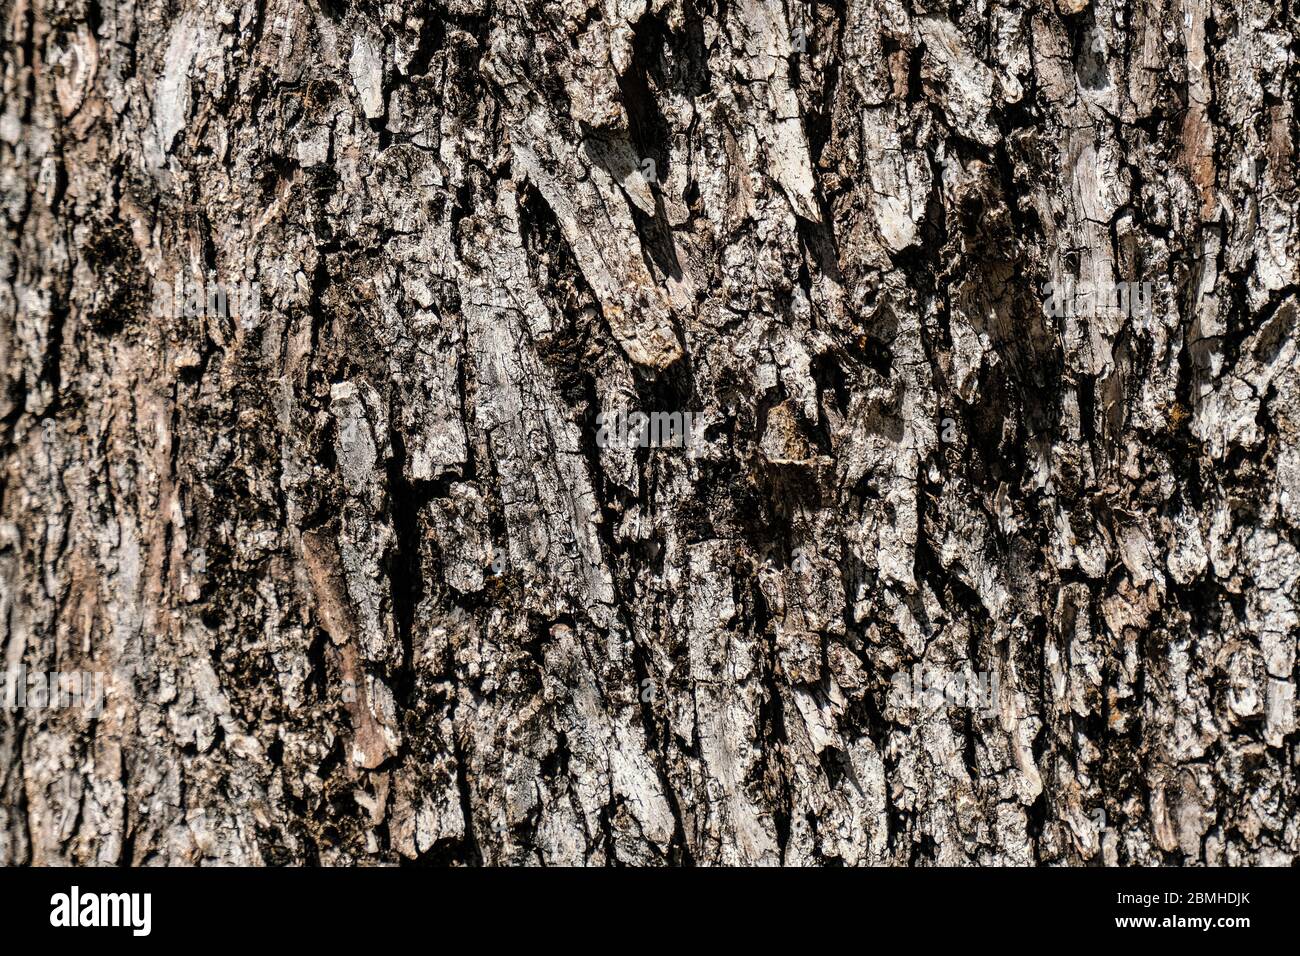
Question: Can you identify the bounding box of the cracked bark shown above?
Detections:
[1,0,1297,866]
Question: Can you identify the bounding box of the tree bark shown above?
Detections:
[0,0,1297,866]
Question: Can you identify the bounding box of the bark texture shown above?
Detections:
[1,0,1298,866]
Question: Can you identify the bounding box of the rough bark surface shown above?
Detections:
[1,0,1297,866]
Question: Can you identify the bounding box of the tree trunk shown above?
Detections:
[0,0,1296,866]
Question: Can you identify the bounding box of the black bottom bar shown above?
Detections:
[0,866,1288,944]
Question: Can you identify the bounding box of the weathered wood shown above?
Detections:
[0,0,1296,865]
